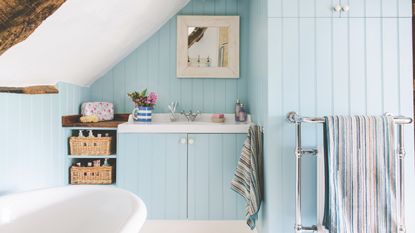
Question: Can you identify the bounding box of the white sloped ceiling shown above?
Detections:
[0,0,189,87]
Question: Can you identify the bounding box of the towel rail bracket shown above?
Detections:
[397,149,406,159]
[296,148,318,158]
[295,225,317,233]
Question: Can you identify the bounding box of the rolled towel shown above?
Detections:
[80,115,99,123]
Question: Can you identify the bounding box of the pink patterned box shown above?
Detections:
[81,102,114,121]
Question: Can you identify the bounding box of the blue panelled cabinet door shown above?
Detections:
[269,0,411,18]
[117,133,246,220]
[117,133,188,219]
[187,134,246,220]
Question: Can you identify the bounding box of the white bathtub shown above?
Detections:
[0,186,147,233]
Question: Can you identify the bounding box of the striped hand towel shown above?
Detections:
[323,116,398,233]
[231,125,263,230]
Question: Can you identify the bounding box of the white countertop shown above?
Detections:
[117,113,251,134]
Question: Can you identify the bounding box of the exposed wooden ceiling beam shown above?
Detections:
[0,0,66,55]
[0,85,59,94]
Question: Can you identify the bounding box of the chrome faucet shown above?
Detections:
[181,110,201,122]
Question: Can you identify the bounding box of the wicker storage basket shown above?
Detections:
[70,166,113,184]
[69,137,112,155]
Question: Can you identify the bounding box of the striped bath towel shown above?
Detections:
[231,125,263,230]
[323,116,398,233]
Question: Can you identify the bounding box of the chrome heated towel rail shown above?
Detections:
[286,112,412,233]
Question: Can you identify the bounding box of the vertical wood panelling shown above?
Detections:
[315,18,333,115]
[124,52,138,112]
[237,0,249,107]
[263,1,414,232]
[268,0,282,18]
[281,0,298,18]
[365,0,382,17]
[187,134,245,220]
[90,0,249,114]
[366,18,383,115]
[381,0,398,17]
[332,18,350,115]
[347,0,365,18]
[299,0,315,18]
[248,1,269,232]
[158,24,171,112]
[267,17,283,233]
[382,18,400,114]
[398,0,412,17]
[349,18,366,114]
[398,19,413,116]
[113,63,126,113]
[117,134,188,219]
[314,0,334,18]
[248,0,268,126]
[0,82,89,194]
[164,134,188,219]
[188,134,209,219]
[225,0,237,111]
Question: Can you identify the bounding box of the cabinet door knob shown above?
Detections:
[180,138,187,144]
[188,138,195,145]
[341,5,350,12]
[333,4,342,12]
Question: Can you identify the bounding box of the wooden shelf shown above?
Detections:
[68,155,117,159]
[64,115,121,186]
[62,114,129,128]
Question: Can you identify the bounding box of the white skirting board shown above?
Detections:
[140,220,255,233]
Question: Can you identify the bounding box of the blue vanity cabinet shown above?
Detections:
[118,132,247,220]
[187,134,246,220]
[117,133,188,219]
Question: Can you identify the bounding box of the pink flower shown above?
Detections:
[129,89,157,107]
[147,92,158,105]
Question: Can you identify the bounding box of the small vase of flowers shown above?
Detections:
[128,89,158,122]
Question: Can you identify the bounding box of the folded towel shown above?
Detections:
[231,125,263,230]
[323,116,398,233]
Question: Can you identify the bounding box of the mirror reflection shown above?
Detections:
[187,26,229,68]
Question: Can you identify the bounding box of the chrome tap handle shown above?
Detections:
[181,110,200,121]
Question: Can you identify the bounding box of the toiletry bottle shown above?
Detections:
[88,130,94,138]
[103,158,110,167]
[239,104,247,122]
[235,99,241,121]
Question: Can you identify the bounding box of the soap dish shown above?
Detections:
[212,118,225,123]
[211,113,225,123]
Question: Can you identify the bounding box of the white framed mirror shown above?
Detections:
[176,16,240,78]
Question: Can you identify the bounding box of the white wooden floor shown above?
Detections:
[140,220,255,233]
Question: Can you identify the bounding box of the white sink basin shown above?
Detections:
[117,113,251,134]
